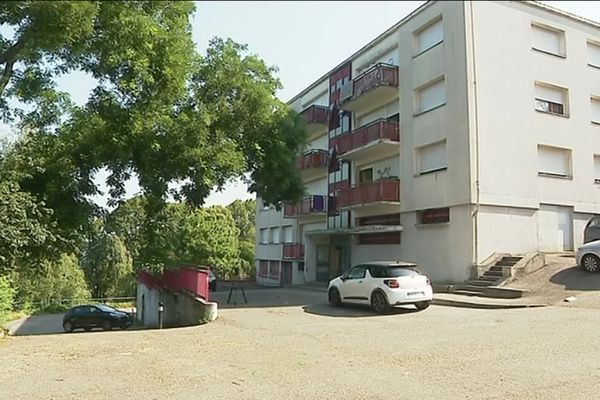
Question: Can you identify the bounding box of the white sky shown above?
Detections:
[6,1,600,207]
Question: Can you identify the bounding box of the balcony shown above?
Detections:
[340,63,399,113]
[296,149,329,181]
[282,243,305,260]
[336,179,400,214]
[284,195,328,220]
[300,105,329,140]
[336,119,399,164]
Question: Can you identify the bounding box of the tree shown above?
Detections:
[168,204,240,277]
[81,219,133,298]
[12,254,90,310]
[227,199,256,241]
[0,180,57,274]
[227,199,256,276]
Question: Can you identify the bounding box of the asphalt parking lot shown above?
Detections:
[2,287,600,400]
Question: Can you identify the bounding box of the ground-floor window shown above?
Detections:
[258,260,269,277]
[269,261,280,279]
[358,232,401,245]
[418,207,450,224]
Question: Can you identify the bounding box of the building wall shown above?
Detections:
[465,1,600,257]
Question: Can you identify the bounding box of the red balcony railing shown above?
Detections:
[284,195,327,218]
[336,119,399,154]
[336,179,400,208]
[296,149,329,170]
[300,105,328,125]
[343,63,398,102]
[282,243,305,260]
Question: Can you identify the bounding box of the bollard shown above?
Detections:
[158,302,164,329]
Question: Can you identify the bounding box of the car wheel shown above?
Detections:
[84,327,92,332]
[371,291,389,314]
[328,288,341,307]
[63,322,73,333]
[415,301,431,311]
[101,320,112,331]
[582,254,600,273]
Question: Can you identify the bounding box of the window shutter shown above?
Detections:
[416,18,443,54]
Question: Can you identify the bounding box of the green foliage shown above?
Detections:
[0,180,57,274]
[12,254,90,311]
[227,199,256,241]
[169,204,240,277]
[0,275,15,320]
[81,219,133,298]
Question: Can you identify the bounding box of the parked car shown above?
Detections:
[584,216,600,244]
[577,240,600,273]
[62,304,133,333]
[328,261,433,313]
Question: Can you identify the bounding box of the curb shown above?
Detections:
[432,298,547,310]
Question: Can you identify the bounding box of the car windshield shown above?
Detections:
[95,305,118,313]
[370,265,421,278]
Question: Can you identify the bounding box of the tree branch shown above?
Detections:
[0,36,26,65]
[0,59,16,98]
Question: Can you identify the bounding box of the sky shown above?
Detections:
[5,1,600,207]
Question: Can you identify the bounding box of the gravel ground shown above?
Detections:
[2,288,600,400]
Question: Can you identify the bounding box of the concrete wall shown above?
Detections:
[467,1,600,212]
[136,283,217,328]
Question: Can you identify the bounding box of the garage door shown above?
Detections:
[537,204,573,251]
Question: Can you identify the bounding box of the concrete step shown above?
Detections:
[466,280,494,287]
[482,271,503,277]
[448,289,487,297]
[478,275,501,282]
[489,266,505,272]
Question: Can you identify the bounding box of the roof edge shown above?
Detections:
[526,1,600,30]
[286,1,434,105]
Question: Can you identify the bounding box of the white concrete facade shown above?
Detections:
[255,1,600,284]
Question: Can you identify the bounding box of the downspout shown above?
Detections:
[468,1,481,271]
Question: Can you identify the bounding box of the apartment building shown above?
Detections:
[255,1,600,285]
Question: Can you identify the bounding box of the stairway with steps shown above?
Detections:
[452,256,523,297]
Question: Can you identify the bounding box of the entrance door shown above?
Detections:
[281,262,293,285]
[316,245,330,282]
[538,204,573,251]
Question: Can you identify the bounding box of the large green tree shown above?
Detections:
[81,219,133,298]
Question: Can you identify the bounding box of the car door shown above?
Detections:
[87,306,103,328]
[339,266,368,303]
[584,217,600,243]
[69,306,86,328]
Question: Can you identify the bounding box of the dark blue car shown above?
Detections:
[63,304,133,333]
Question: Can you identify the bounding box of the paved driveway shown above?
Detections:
[2,288,600,399]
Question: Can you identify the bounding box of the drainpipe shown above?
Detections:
[469,1,481,272]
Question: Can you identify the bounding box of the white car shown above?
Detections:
[328,261,433,313]
[577,240,600,273]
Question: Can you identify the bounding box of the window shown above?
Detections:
[594,155,600,184]
[592,97,600,124]
[588,41,600,68]
[258,260,268,277]
[417,140,447,175]
[418,208,450,224]
[369,265,421,278]
[259,228,268,244]
[534,82,568,116]
[532,23,565,57]
[415,78,445,114]
[359,168,373,185]
[346,266,367,280]
[415,17,443,55]
[269,261,280,279]
[282,225,293,243]
[538,145,572,178]
[270,227,280,244]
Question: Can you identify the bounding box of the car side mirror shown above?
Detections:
[340,274,348,281]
